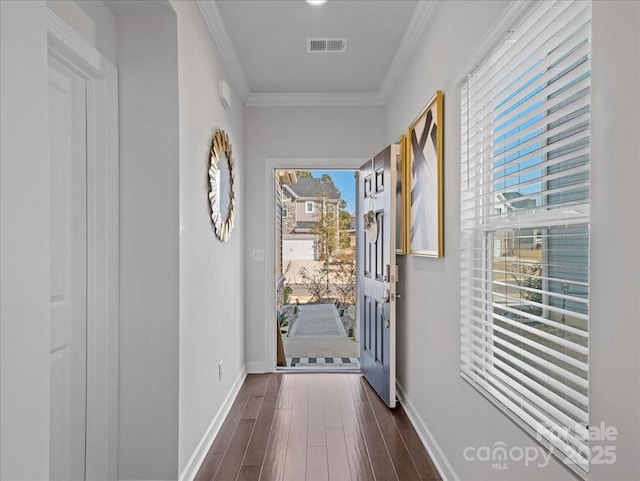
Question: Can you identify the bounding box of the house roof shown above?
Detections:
[496,191,537,210]
[285,178,340,200]
[502,192,524,200]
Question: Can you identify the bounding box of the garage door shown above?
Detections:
[283,238,316,260]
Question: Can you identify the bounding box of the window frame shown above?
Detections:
[305,201,315,214]
[459,1,592,477]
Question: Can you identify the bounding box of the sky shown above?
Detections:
[309,169,357,214]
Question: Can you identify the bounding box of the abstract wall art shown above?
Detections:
[407,90,444,257]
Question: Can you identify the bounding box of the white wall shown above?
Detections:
[170,0,246,478]
[589,2,640,480]
[386,1,640,480]
[244,105,386,371]
[0,2,51,479]
[116,9,180,480]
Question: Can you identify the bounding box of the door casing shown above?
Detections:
[262,158,366,373]
[47,10,119,480]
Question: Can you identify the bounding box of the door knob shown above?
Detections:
[381,288,390,304]
[379,289,391,327]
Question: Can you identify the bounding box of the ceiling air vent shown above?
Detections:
[307,38,347,53]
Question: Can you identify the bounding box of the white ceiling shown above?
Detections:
[202,0,435,104]
[105,0,173,15]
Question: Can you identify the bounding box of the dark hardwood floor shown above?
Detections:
[195,373,441,481]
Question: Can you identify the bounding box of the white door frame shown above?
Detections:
[263,158,366,372]
[47,10,119,480]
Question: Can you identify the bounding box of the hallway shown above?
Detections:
[3,1,640,480]
[195,373,440,481]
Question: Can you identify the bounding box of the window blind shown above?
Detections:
[460,0,591,476]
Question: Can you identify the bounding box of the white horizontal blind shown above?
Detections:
[460,1,591,476]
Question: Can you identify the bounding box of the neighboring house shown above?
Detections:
[494,191,537,214]
[282,178,341,260]
[493,191,539,256]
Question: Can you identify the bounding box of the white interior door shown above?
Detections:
[48,57,88,481]
[358,144,399,408]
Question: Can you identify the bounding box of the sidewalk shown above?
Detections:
[288,303,346,336]
[283,303,359,368]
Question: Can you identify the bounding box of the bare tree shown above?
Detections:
[333,256,356,306]
[314,202,338,259]
[298,261,332,301]
[515,261,543,304]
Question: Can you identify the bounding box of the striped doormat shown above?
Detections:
[287,357,360,368]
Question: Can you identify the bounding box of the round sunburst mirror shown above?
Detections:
[208,129,235,242]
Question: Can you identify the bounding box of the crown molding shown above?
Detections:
[196,0,251,102]
[246,91,386,107]
[379,0,437,102]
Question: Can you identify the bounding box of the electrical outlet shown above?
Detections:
[218,361,223,381]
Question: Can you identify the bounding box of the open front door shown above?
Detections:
[358,144,399,408]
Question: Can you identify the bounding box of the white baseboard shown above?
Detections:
[179,366,248,481]
[396,382,460,481]
[246,361,267,374]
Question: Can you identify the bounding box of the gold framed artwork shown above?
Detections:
[407,90,444,257]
